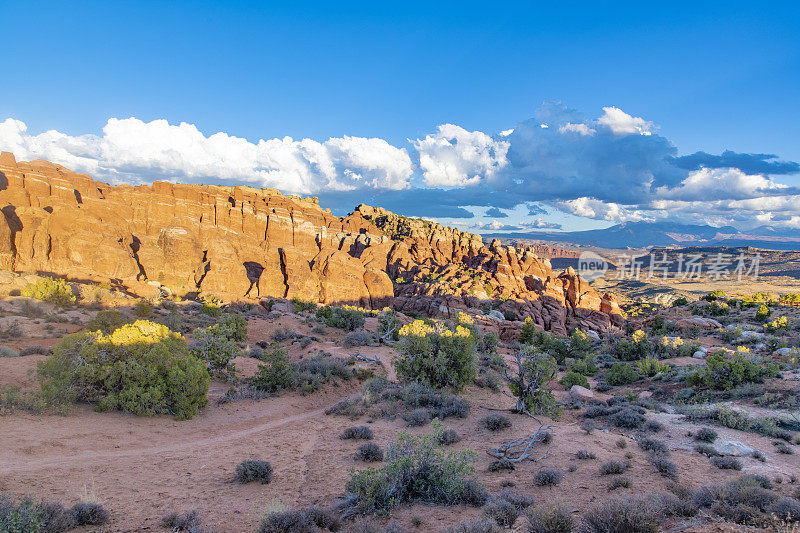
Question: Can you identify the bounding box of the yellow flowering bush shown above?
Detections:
[394,320,477,390]
[37,320,209,420]
[399,319,435,337]
[632,329,647,343]
[736,346,750,354]
[456,311,474,325]
[763,316,788,332]
[22,276,76,307]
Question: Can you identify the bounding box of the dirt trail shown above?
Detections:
[0,403,336,474]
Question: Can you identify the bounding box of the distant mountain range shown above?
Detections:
[484,221,800,250]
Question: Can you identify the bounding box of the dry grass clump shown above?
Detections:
[576,449,596,460]
[356,442,383,462]
[599,460,628,476]
[694,427,718,442]
[710,455,742,470]
[161,509,203,532]
[258,506,340,533]
[341,426,373,440]
[533,468,563,487]
[583,495,662,533]
[438,428,461,445]
[526,501,574,533]
[481,413,512,432]
[235,460,273,484]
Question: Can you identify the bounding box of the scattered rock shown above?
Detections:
[569,385,593,402]
[716,441,756,457]
[676,317,722,330]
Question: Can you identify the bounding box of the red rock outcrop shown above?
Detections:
[0,152,623,333]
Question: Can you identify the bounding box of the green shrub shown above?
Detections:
[560,371,589,390]
[686,352,778,390]
[87,309,129,334]
[343,420,481,516]
[0,346,18,358]
[613,337,652,361]
[605,363,640,385]
[134,300,153,318]
[520,322,590,363]
[249,347,352,395]
[672,297,689,307]
[504,346,561,417]
[377,309,401,341]
[249,345,295,393]
[22,277,76,307]
[291,297,318,313]
[0,495,109,532]
[38,320,209,420]
[636,357,671,377]
[755,304,771,321]
[190,326,239,379]
[214,312,248,342]
[199,301,222,317]
[316,306,365,330]
[568,355,598,376]
[393,321,477,390]
[702,291,728,302]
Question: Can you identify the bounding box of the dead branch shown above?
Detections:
[351,352,381,364]
[486,423,555,463]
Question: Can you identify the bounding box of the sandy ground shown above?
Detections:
[1,307,798,532]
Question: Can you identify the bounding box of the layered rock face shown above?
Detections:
[0,152,623,333]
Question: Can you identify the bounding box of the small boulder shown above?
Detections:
[569,385,593,402]
[487,310,505,322]
[716,440,755,457]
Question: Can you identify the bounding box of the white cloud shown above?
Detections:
[413,124,509,187]
[654,167,786,201]
[520,218,562,230]
[556,197,650,222]
[471,220,519,231]
[558,122,596,136]
[597,106,656,136]
[0,117,414,194]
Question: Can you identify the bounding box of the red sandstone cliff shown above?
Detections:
[0,152,623,333]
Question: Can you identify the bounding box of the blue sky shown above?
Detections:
[1,1,799,232]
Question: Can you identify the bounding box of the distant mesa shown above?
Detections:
[0,151,623,335]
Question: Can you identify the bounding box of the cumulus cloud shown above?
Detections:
[413,124,509,187]
[3,101,800,231]
[556,197,651,223]
[654,167,787,201]
[471,220,521,231]
[0,117,414,194]
[499,101,685,204]
[596,106,656,136]
[521,219,562,230]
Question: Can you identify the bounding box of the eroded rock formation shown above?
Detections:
[0,152,623,333]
